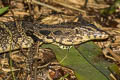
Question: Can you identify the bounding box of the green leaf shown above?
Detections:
[0,7,9,15]
[41,42,112,80]
[100,0,120,15]
[76,41,113,80]
[109,64,120,77]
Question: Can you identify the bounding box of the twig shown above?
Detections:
[107,48,120,63]
[53,0,86,14]
[32,0,62,12]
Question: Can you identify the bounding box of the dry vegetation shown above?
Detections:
[0,0,120,80]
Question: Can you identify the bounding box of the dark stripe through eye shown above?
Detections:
[46,36,53,39]
[39,30,51,36]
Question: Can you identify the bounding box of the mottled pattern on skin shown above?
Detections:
[0,22,33,53]
[31,25,109,45]
[0,21,109,53]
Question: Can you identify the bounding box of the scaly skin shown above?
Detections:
[0,21,109,53]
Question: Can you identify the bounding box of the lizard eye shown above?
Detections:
[53,30,63,35]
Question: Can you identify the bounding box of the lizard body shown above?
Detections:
[0,21,109,53]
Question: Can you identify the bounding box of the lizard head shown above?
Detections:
[75,24,109,42]
[49,24,109,46]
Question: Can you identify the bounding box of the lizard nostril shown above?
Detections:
[75,28,79,34]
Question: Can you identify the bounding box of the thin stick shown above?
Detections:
[32,0,62,12]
